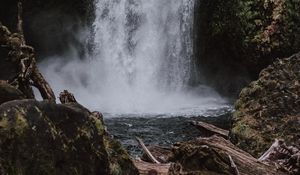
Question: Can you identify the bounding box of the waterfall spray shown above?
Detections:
[40,0,229,115]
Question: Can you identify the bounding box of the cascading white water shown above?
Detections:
[40,0,229,116]
[93,0,194,91]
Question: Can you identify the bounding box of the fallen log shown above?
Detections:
[190,120,229,139]
[136,137,161,164]
[134,135,294,174]
[141,146,172,164]
[170,135,286,175]
[133,160,170,175]
[228,154,240,175]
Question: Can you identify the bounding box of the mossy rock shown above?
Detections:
[0,99,138,175]
[230,52,300,157]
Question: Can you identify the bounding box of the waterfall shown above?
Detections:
[40,0,229,115]
[93,0,195,91]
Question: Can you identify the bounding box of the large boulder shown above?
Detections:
[0,47,18,81]
[230,53,300,157]
[0,100,138,175]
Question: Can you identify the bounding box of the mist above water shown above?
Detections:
[40,0,230,116]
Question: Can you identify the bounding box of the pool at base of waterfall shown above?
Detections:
[104,106,233,156]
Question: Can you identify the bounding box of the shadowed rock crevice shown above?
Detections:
[0,0,95,59]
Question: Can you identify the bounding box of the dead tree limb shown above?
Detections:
[190,120,229,139]
[30,67,55,101]
[0,23,55,101]
[136,137,161,164]
[133,160,170,175]
[259,139,300,174]
[0,2,56,101]
[141,146,172,163]
[228,154,240,175]
[259,139,282,161]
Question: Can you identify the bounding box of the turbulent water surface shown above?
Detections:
[105,112,232,155]
[40,0,232,150]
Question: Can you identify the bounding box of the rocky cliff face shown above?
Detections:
[0,0,95,59]
[230,52,300,157]
[194,0,300,96]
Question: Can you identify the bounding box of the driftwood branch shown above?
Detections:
[190,120,229,139]
[259,139,282,161]
[133,160,170,175]
[136,137,161,164]
[31,68,55,101]
[141,146,172,163]
[259,139,300,174]
[228,154,240,175]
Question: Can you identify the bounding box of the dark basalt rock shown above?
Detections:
[0,47,18,81]
[0,82,24,105]
[230,52,300,157]
[0,100,138,175]
[0,0,95,59]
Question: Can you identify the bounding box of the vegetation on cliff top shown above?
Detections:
[195,0,300,96]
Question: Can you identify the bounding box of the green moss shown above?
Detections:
[104,137,138,175]
[110,163,122,175]
[93,118,104,135]
[0,117,9,128]
[14,112,29,135]
[235,123,248,133]
[77,127,92,139]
